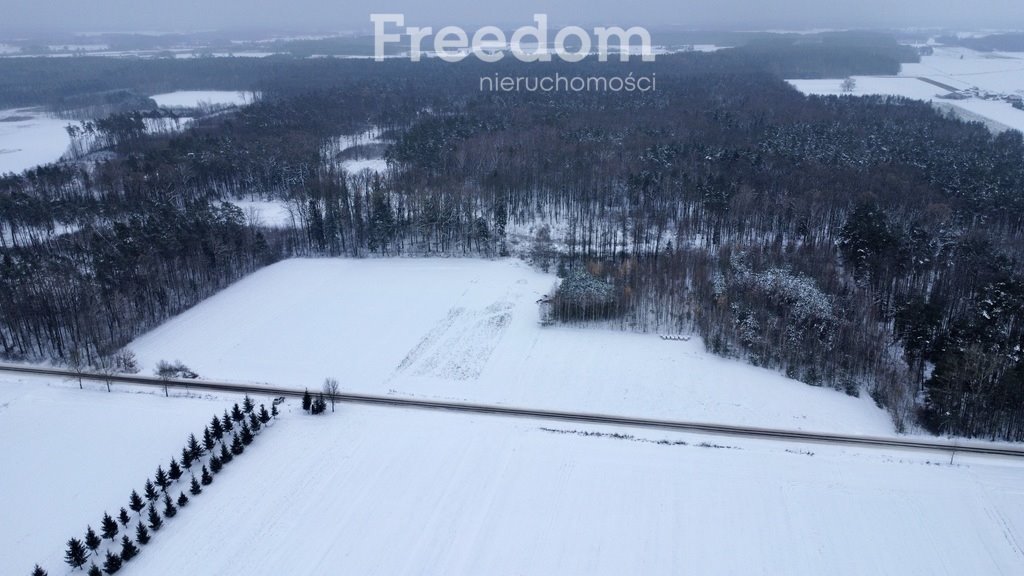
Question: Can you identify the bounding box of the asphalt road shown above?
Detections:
[2,362,1022,458]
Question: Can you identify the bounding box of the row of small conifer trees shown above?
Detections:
[32,395,277,576]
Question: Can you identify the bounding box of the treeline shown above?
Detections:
[732,31,921,78]
[937,33,1024,52]
[0,195,281,365]
[0,31,917,110]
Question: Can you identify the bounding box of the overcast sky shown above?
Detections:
[2,0,1023,34]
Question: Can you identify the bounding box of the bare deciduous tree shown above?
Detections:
[66,347,86,390]
[323,377,340,413]
[94,354,115,392]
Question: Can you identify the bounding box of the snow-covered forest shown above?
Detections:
[1,36,1022,440]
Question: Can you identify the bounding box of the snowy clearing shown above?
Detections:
[0,108,72,175]
[323,128,390,175]
[227,200,295,228]
[129,258,892,434]
[0,375,241,575]
[150,91,256,109]
[786,76,948,100]
[121,403,1024,575]
[340,157,389,174]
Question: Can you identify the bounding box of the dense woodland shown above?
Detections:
[1,38,1022,439]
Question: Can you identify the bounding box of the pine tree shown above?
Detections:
[302,389,312,411]
[119,536,138,562]
[231,403,244,423]
[181,445,194,470]
[243,394,255,414]
[31,565,47,576]
[219,442,233,464]
[249,411,261,433]
[211,414,224,441]
[102,551,122,574]
[187,433,205,460]
[117,508,130,528]
[203,427,215,452]
[101,512,119,540]
[162,493,177,518]
[144,480,159,502]
[259,404,271,425]
[64,538,89,570]
[271,403,279,420]
[222,411,234,433]
[231,433,244,455]
[129,490,145,514]
[190,476,202,495]
[154,466,170,492]
[177,492,189,507]
[168,458,183,481]
[209,453,223,473]
[135,521,150,545]
[201,466,213,486]
[84,526,102,552]
[240,422,254,445]
[311,395,327,415]
[87,564,101,576]
[147,504,162,532]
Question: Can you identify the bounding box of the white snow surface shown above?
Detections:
[788,72,1024,134]
[0,376,237,575]
[0,108,200,176]
[786,76,948,100]
[227,200,295,228]
[8,261,1024,575]
[0,108,72,175]
[150,91,256,109]
[123,404,1024,576]
[341,157,389,174]
[129,258,892,434]
[938,98,1024,133]
[901,46,1024,95]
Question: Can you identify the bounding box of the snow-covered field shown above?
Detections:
[8,260,1024,575]
[0,375,242,575]
[788,47,1024,134]
[901,46,1024,95]
[0,107,200,176]
[118,404,1024,575]
[0,108,72,175]
[130,258,891,434]
[150,91,256,109]
[786,76,947,100]
[936,97,1024,133]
